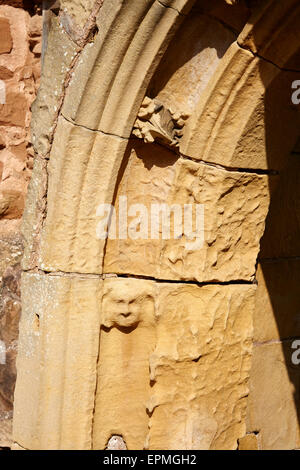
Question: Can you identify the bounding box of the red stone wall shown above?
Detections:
[0,1,42,447]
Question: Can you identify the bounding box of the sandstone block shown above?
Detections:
[60,0,98,31]
[61,0,189,138]
[13,272,103,450]
[92,278,255,450]
[104,141,270,282]
[237,0,300,71]
[93,278,156,450]
[31,17,80,157]
[180,42,300,170]
[148,282,255,450]
[21,157,47,270]
[38,116,128,274]
[148,9,236,116]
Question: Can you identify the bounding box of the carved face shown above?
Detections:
[101,280,154,328]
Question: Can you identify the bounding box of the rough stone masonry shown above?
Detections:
[0,0,300,450]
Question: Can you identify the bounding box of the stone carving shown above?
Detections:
[101,279,155,329]
[132,97,189,148]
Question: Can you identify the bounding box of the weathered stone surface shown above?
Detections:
[38,116,128,273]
[180,42,300,170]
[93,278,156,450]
[254,260,300,344]
[13,272,102,450]
[0,4,41,447]
[148,7,236,116]
[31,17,80,157]
[0,263,21,412]
[247,343,300,450]
[0,412,12,448]
[148,282,255,450]
[0,225,23,448]
[13,0,300,452]
[93,278,255,450]
[21,157,47,271]
[104,141,270,282]
[238,0,300,71]
[103,141,177,278]
[60,0,98,30]
[61,0,192,137]
[0,5,42,220]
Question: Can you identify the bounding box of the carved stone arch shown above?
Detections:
[14,0,198,450]
[13,0,300,450]
[181,0,300,170]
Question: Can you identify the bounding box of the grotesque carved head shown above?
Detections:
[101,279,155,329]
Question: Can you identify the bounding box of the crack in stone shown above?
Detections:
[12,441,28,450]
[23,268,256,287]
[131,135,278,175]
[61,113,128,141]
[108,273,256,286]
[156,0,187,16]
[237,40,300,74]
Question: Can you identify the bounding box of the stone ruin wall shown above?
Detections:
[0,0,42,447]
[0,0,299,450]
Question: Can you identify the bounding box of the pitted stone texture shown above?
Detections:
[0,6,42,220]
[13,272,102,450]
[61,0,191,137]
[31,17,80,157]
[148,282,255,450]
[103,142,177,278]
[92,278,255,450]
[60,0,98,30]
[104,141,270,282]
[21,157,47,270]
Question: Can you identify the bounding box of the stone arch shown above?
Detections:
[13,0,300,450]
